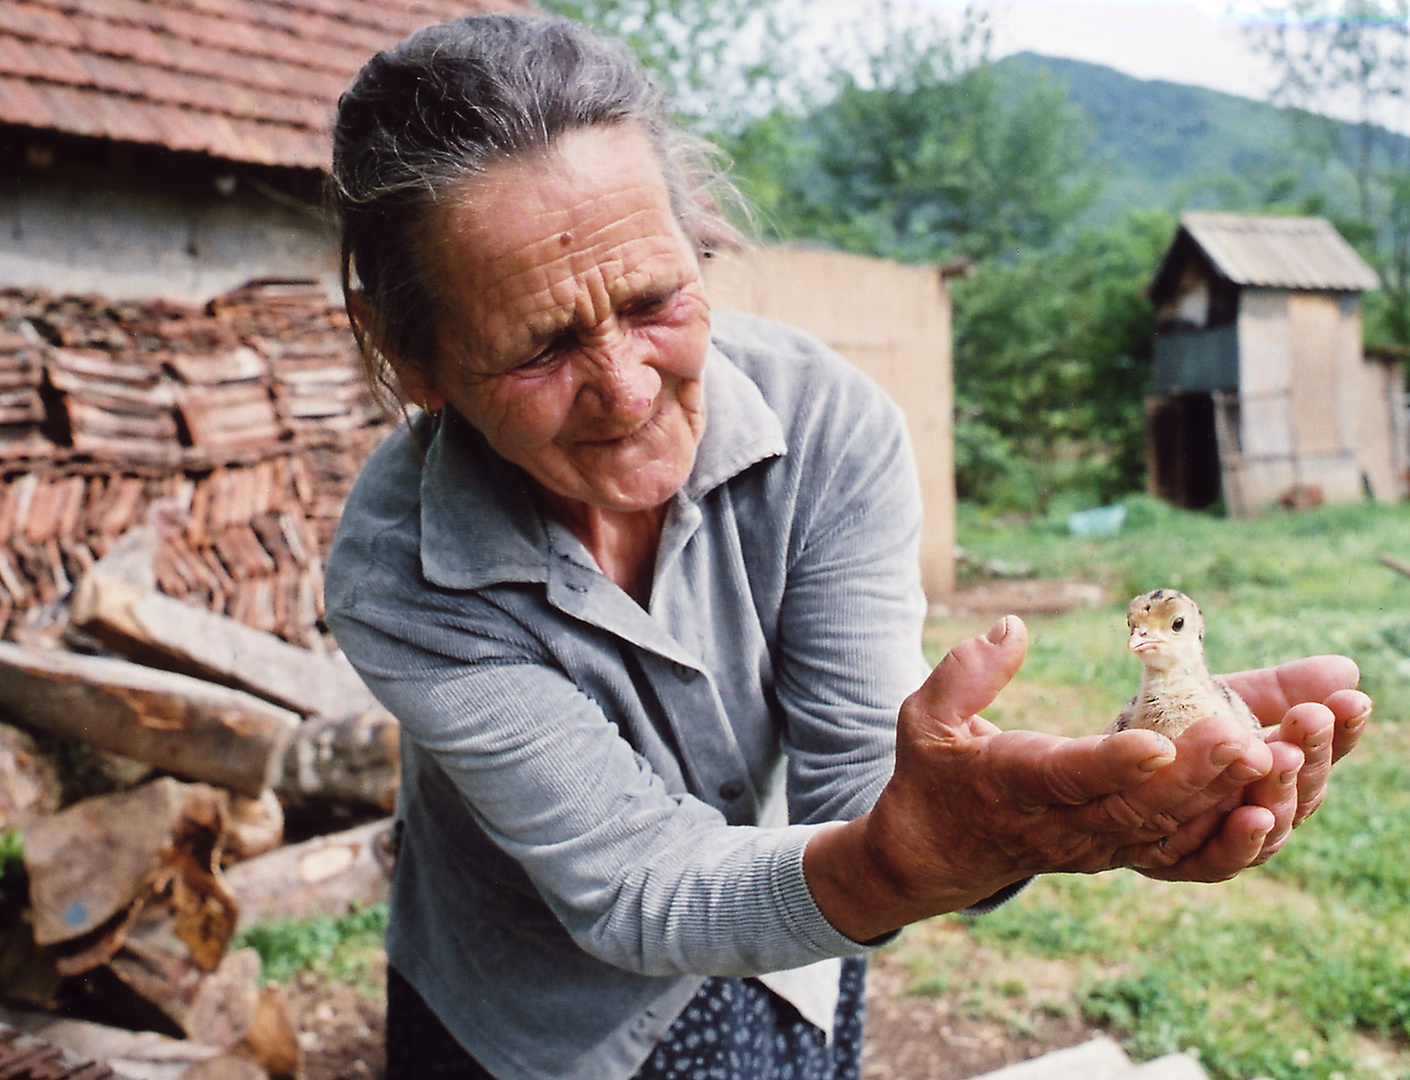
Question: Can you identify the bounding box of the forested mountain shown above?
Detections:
[994,52,1385,223]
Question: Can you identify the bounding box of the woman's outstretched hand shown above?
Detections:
[804,617,1368,944]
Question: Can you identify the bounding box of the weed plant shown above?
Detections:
[911,497,1410,1080]
[236,903,388,994]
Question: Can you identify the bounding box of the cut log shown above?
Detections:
[70,572,378,720]
[279,710,400,812]
[0,643,300,797]
[0,719,62,830]
[104,943,260,1048]
[22,779,235,965]
[226,818,395,930]
[223,791,284,865]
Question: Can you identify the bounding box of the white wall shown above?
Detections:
[0,172,339,303]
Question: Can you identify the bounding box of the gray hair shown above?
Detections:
[330,12,734,404]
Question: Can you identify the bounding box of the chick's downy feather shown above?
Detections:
[1108,589,1259,738]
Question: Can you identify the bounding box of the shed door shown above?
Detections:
[1288,292,1350,456]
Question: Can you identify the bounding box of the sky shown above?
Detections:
[800,0,1410,132]
[917,0,1282,102]
[851,0,1410,131]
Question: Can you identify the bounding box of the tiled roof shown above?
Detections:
[0,0,535,171]
[1171,212,1382,293]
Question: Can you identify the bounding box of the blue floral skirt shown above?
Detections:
[386,957,868,1080]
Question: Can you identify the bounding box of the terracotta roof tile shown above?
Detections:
[0,0,537,170]
[0,74,52,128]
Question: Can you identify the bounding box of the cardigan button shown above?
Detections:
[718,781,745,802]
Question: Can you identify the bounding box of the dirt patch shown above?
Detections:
[939,579,1112,618]
[862,944,1107,1080]
[283,944,1107,1080]
[286,970,385,1080]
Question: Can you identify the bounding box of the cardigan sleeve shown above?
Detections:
[326,580,873,976]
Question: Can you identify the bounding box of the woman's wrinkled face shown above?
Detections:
[407,125,711,513]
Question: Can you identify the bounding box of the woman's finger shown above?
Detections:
[1224,655,1360,724]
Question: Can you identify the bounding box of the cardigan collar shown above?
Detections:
[417,342,786,593]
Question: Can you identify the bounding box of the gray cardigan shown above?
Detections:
[324,312,930,1080]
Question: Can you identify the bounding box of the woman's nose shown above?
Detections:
[579,333,660,420]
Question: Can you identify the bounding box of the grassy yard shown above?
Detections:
[898,496,1410,1080]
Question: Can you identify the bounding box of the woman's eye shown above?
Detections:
[1171,617,1185,632]
[517,342,563,371]
[624,293,671,319]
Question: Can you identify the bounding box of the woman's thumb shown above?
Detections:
[908,615,1029,726]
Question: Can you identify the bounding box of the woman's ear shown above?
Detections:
[393,361,447,413]
[348,291,446,411]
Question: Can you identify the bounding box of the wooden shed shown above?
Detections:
[1147,213,1406,516]
[703,247,959,599]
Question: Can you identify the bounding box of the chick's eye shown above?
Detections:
[1171,617,1185,632]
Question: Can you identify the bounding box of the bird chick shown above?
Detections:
[1107,589,1259,738]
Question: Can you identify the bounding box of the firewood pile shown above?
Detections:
[0,282,405,1080]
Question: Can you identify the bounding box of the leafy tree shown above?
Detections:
[951,212,1173,513]
[539,0,811,132]
[728,5,1098,264]
[1246,0,1410,343]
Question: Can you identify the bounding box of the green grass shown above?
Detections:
[955,495,1410,717]
[236,903,388,994]
[902,498,1410,1080]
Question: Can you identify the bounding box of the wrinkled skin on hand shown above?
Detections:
[805,615,1370,943]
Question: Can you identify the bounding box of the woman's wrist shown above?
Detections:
[801,811,1003,943]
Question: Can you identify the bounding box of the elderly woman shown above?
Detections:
[324,13,1369,1080]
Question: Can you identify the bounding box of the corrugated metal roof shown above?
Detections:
[1179,212,1381,292]
[0,0,535,172]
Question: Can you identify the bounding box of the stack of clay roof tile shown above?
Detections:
[0,280,395,646]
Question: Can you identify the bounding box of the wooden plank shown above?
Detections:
[70,572,378,719]
[178,386,281,447]
[0,642,299,797]
[199,545,238,597]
